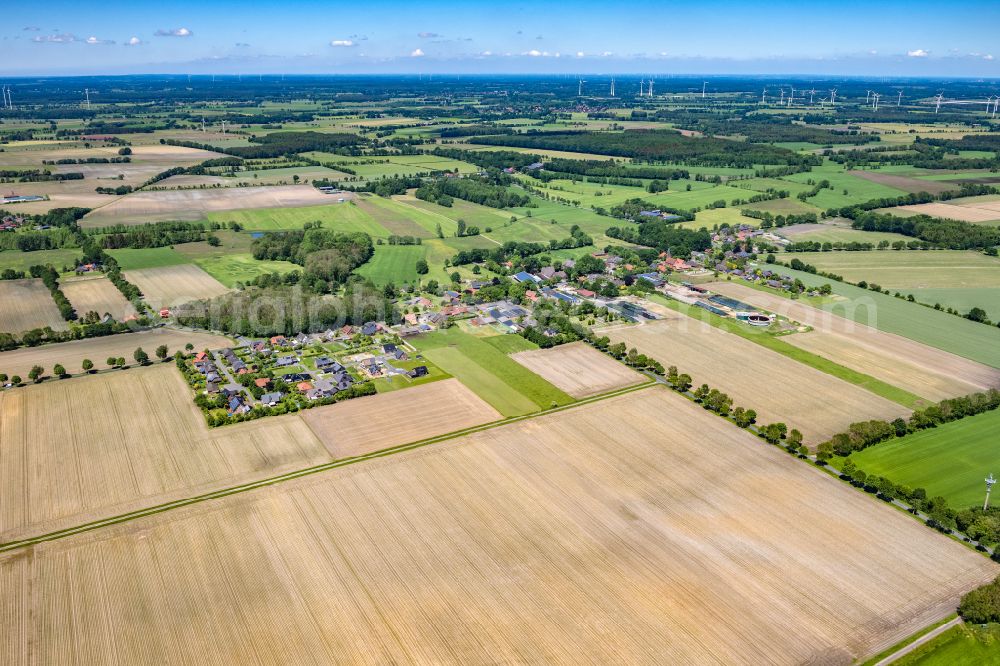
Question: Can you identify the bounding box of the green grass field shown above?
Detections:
[0,248,80,273]
[778,224,913,246]
[767,265,1000,368]
[206,201,390,235]
[782,250,1000,320]
[848,409,1000,508]
[106,246,189,270]
[354,245,427,285]
[896,623,1000,665]
[409,328,573,416]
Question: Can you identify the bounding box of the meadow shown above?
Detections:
[409,329,574,416]
[848,409,1000,508]
[768,265,1000,368]
[205,199,389,234]
[784,250,1000,320]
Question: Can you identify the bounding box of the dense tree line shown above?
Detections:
[850,211,1000,250]
[252,227,374,290]
[450,226,592,266]
[607,198,696,222]
[30,265,75,321]
[471,130,820,167]
[677,116,878,145]
[817,389,1000,459]
[416,172,531,208]
[605,220,711,256]
[228,131,364,159]
[175,281,398,337]
[92,221,210,249]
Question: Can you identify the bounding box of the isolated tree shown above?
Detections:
[81,359,94,373]
[456,219,467,237]
[10,375,21,386]
[116,356,126,368]
[449,271,460,284]
[0,373,6,385]
[185,343,194,351]
[155,345,169,361]
[134,348,149,365]
[435,223,443,239]
[106,356,117,369]
[53,364,66,378]
[415,259,429,275]
[28,365,43,383]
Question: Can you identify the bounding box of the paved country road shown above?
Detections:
[873,617,962,666]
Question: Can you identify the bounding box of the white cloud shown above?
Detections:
[576,51,584,57]
[31,33,77,43]
[480,50,492,56]
[330,39,356,47]
[85,36,114,45]
[155,27,192,37]
[985,54,995,61]
[126,36,143,46]
[417,32,439,38]
[601,51,614,57]
[525,49,542,57]
[907,49,929,57]
[410,48,425,57]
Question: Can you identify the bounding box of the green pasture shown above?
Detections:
[847,409,1000,509]
[106,246,189,270]
[409,328,573,416]
[765,265,1000,368]
[206,202,390,235]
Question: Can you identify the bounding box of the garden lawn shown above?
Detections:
[848,409,1000,509]
[409,328,573,416]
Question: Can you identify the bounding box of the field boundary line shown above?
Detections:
[0,380,655,553]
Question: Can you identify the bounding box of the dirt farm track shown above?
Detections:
[1,387,992,664]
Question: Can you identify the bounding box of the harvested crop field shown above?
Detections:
[0,279,67,334]
[61,275,135,320]
[511,342,646,398]
[0,364,331,543]
[709,282,1000,401]
[0,328,232,380]
[80,185,334,226]
[849,170,957,194]
[895,201,1000,223]
[125,263,230,308]
[301,378,501,458]
[597,317,908,443]
[2,387,993,664]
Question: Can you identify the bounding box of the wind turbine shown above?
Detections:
[610,77,615,97]
[647,78,654,97]
[779,89,785,105]
[865,90,872,104]
[788,86,795,106]
[897,89,904,107]
[872,92,881,111]
[761,88,767,104]
[84,88,91,109]
[578,77,585,96]
[829,88,837,105]
[808,88,816,104]
[702,81,707,98]
[639,79,645,96]
[934,93,944,113]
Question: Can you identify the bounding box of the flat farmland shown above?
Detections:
[511,342,646,398]
[0,328,232,379]
[80,185,335,226]
[709,282,1000,401]
[849,170,957,195]
[763,265,1000,368]
[0,364,331,543]
[60,275,135,320]
[848,409,1000,508]
[895,202,1000,224]
[598,317,908,443]
[2,388,994,664]
[124,264,230,308]
[0,279,67,334]
[770,250,1000,320]
[778,222,913,246]
[205,198,387,234]
[301,378,501,458]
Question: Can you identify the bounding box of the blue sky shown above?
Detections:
[2,0,999,76]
